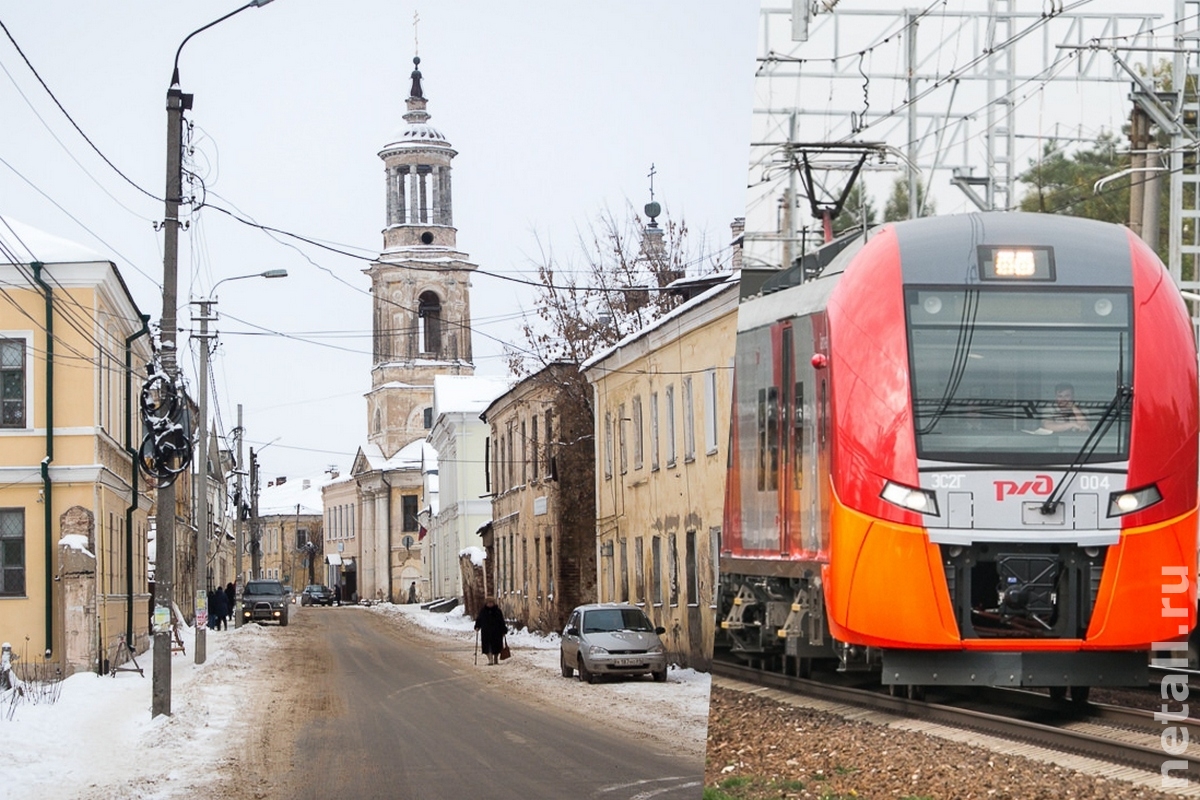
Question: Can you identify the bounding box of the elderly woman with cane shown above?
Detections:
[474,596,507,666]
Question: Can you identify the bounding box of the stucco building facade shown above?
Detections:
[582,277,737,669]
[0,219,154,676]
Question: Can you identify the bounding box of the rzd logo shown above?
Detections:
[993,475,1054,502]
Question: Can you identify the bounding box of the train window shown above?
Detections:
[793,381,804,490]
[756,386,780,492]
[906,288,1132,465]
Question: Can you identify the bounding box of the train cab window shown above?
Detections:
[906,288,1132,465]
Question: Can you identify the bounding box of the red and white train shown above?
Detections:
[720,212,1198,697]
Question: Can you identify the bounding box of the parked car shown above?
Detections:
[560,604,668,684]
[301,584,334,606]
[241,580,289,626]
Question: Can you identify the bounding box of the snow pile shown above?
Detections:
[458,545,487,567]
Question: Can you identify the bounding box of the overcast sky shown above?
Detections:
[0,1,758,480]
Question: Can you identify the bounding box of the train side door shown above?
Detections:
[778,324,796,555]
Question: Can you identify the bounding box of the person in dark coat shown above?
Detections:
[474,596,507,665]
[210,586,229,631]
[206,589,217,630]
[224,582,236,618]
[333,583,342,606]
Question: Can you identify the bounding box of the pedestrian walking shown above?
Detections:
[473,596,507,666]
[211,586,229,631]
[206,589,217,630]
[224,582,236,617]
[333,583,342,606]
[407,581,418,604]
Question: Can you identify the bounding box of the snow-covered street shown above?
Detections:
[1,603,711,799]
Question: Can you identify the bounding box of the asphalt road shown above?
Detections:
[256,607,703,800]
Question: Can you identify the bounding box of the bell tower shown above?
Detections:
[366,56,476,457]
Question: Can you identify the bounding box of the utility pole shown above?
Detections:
[192,298,215,664]
[234,404,244,627]
[148,0,276,722]
[250,448,261,579]
[151,77,189,721]
[905,9,919,219]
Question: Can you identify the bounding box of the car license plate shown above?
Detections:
[614,658,643,666]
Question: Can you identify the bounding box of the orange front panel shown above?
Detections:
[1084,510,1198,648]
[824,490,960,648]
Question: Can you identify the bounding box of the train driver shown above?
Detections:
[1042,382,1090,433]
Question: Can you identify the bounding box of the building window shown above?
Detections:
[619,538,628,602]
[618,403,627,475]
[651,535,662,605]
[545,534,553,599]
[668,533,679,606]
[634,537,645,603]
[423,407,433,429]
[649,392,660,471]
[531,415,539,481]
[710,526,721,608]
[665,384,676,467]
[534,536,541,600]
[0,339,24,429]
[544,410,553,477]
[295,528,308,550]
[418,291,442,355]
[632,396,644,470]
[704,368,719,455]
[497,435,506,493]
[603,411,613,479]
[521,419,528,485]
[683,376,696,462]
[402,495,419,532]
[507,422,515,489]
[0,509,24,596]
[686,530,698,607]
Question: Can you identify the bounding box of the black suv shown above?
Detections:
[241,580,289,626]
[301,584,334,606]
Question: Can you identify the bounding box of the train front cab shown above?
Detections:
[825,215,1198,693]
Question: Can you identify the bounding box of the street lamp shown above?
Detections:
[152,0,275,719]
[192,269,287,663]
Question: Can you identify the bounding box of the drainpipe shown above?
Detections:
[124,315,151,648]
[31,262,53,658]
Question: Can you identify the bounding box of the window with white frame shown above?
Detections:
[665,384,676,467]
[704,368,719,455]
[683,376,696,462]
[632,395,643,470]
[0,509,24,596]
[650,391,660,471]
[0,338,27,428]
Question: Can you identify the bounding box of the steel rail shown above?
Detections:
[712,659,1200,783]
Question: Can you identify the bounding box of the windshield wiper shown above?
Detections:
[1039,384,1132,515]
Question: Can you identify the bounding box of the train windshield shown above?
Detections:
[906,288,1132,465]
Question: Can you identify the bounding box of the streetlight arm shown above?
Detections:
[172,0,275,86]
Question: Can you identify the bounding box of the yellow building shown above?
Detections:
[0,218,154,676]
[582,276,737,669]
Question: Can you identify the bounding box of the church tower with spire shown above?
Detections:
[366,56,476,457]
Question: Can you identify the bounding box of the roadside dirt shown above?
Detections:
[210,611,332,800]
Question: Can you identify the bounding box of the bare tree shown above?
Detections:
[506,204,722,378]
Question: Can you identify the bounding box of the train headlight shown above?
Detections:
[1107,484,1162,517]
[880,481,940,516]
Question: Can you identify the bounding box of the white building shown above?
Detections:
[424,375,510,599]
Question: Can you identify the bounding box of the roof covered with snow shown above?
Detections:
[433,375,512,418]
[258,470,341,517]
[0,215,105,264]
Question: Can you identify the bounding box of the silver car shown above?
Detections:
[560,604,668,684]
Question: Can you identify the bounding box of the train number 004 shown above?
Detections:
[1077,475,1111,491]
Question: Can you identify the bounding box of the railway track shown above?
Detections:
[712,657,1200,786]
